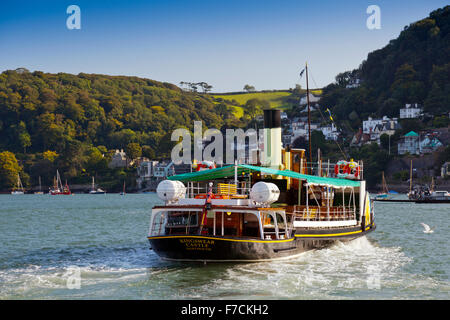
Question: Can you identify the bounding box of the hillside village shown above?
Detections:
[133,90,449,192]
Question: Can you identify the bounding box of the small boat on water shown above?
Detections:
[89,177,106,194]
[415,190,450,203]
[11,173,25,195]
[148,109,375,262]
[49,170,72,195]
[375,172,390,200]
[34,176,44,194]
[408,173,450,203]
[120,181,126,195]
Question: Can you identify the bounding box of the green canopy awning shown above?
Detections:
[239,164,360,187]
[168,164,360,188]
[167,165,249,182]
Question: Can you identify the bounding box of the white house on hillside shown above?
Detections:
[363,116,398,134]
[400,103,423,119]
[299,93,320,106]
[109,149,128,168]
[320,123,340,141]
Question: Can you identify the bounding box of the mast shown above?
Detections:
[409,160,413,194]
[16,174,21,191]
[18,174,24,191]
[382,171,389,193]
[56,170,63,190]
[305,63,312,174]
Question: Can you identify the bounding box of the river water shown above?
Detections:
[0,193,448,299]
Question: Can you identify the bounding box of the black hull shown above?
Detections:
[148,224,375,262]
[415,199,450,203]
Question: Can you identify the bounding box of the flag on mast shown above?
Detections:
[326,108,334,122]
[299,67,306,78]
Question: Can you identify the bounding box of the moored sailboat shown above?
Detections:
[34,176,44,194]
[120,181,126,195]
[375,172,389,200]
[49,170,72,195]
[89,177,106,194]
[11,173,25,195]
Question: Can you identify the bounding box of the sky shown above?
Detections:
[0,0,447,92]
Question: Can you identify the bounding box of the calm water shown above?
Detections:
[0,193,448,300]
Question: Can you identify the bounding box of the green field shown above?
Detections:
[212,90,322,118]
[212,91,292,109]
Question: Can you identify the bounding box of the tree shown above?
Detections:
[216,103,230,119]
[85,147,107,174]
[380,133,390,150]
[197,82,213,94]
[433,115,450,128]
[125,142,142,161]
[243,84,256,93]
[43,150,59,162]
[18,131,31,154]
[0,151,21,189]
[390,64,425,104]
[14,121,31,153]
[335,71,352,87]
[243,98,266,129]
[142,145,155,159]
[293,84,303,95]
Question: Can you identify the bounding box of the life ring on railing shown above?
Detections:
[195,160,216,171]
[335,159,361,180]
[354,166,360,178]
[335,160,349,178]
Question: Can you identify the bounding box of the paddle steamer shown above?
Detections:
[148,108,376,262]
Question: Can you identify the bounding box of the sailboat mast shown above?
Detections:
[305,63,312,174]
[409,160,413,193]
[382,171,389,193]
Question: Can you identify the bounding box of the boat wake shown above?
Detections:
[0,243,160,299]
[1,236,448,299]
[164,236,420,299]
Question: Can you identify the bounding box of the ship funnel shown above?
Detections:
[262,109,282,168]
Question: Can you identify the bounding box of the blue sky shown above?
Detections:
[0,0,447,92]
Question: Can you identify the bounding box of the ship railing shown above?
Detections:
[186,181,252,199]
[291,182,358,222]
[303,160,364,180]
[292,205,356,221]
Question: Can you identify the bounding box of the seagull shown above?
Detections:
[420,223,434,234]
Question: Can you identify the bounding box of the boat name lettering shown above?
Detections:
[179,238,215,251]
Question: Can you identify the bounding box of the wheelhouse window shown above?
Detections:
[149,210,200,236]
